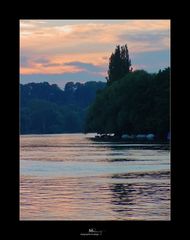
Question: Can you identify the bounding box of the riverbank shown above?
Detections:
[91,134,170,144]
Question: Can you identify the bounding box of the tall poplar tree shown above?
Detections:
[107,44,131,85]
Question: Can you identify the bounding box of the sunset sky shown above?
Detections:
[20,19,170,88]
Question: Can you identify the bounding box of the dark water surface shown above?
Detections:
[20,133,170,220]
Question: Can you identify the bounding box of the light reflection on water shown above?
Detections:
[20,133,170,220]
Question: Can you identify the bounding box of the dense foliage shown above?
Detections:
[85,68,170,140]
[20,81,106,134]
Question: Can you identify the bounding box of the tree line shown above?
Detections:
[20,81,106,134]
[20,43,170,139]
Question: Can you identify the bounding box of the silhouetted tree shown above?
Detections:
[107,44,131,85]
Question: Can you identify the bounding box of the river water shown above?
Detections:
[20,133,170,220]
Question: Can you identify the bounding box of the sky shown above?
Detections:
[20,19,170,89]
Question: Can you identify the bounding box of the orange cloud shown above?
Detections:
[20,62,84,75]
[20,52,109,75]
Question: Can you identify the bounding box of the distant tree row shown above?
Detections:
[20,81,106,108]
[20,81,106,134]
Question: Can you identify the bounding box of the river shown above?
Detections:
[20,133,170,220]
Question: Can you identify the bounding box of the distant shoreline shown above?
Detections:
[90,137,170,145]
